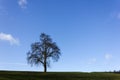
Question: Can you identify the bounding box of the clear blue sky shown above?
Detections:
[0,0,120,72]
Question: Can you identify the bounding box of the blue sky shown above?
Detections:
[0,0,120,72]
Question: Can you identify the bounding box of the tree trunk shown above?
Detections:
[44,63,47,72]
[44,52,47,72]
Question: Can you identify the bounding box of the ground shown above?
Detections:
[0,71,120,80]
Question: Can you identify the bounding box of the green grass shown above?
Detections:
[0,71,120,80]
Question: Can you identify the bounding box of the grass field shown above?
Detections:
[0,71,120,80]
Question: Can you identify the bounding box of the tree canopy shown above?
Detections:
[27,33,61,72]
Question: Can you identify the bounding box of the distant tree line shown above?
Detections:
[113,70,120,73]
[107,70,120,73]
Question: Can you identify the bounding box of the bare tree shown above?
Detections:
[27,33,61,72]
